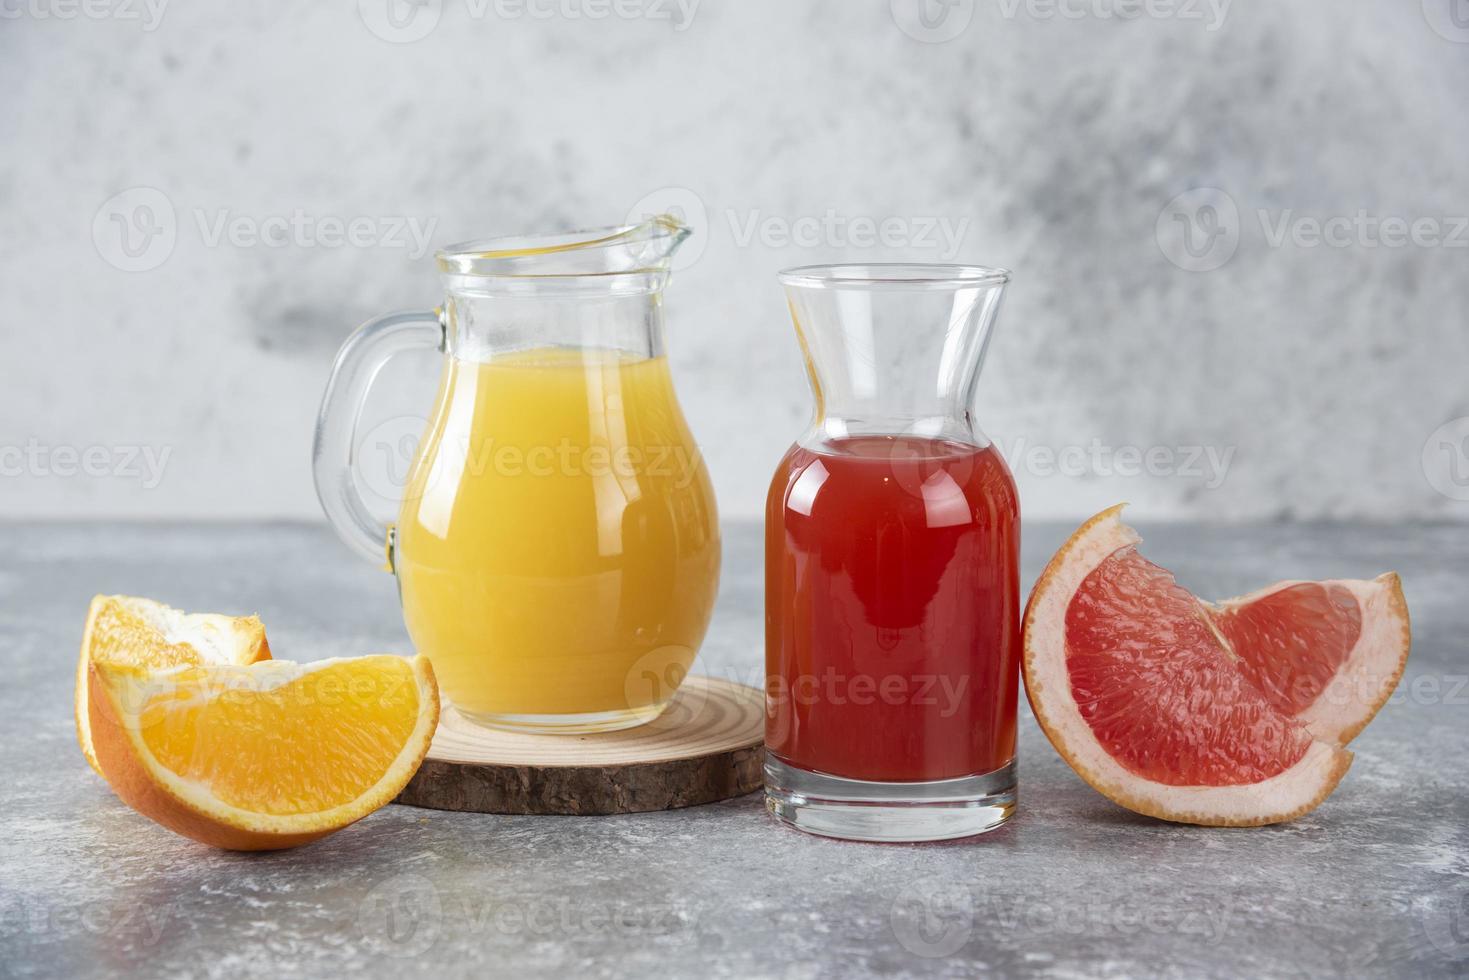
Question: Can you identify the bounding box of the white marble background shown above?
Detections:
[1,1,1466,524]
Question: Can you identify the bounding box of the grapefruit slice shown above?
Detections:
[1024,505,1409,827]
[88,655,439,850]
[76,595,271,776]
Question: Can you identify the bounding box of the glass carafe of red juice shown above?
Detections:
[764,263,1019,842]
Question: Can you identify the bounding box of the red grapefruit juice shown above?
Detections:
[765,435,1020,783]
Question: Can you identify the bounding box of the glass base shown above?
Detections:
[764,756,1016,842]
[454,700,670,735]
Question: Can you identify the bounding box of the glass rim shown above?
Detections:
[777,263,1011,289]
[436,215,690,278]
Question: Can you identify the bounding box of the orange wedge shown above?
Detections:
[88,655,439,850]
[76,595,271,776]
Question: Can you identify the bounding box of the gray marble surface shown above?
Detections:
[1,519,1466,979]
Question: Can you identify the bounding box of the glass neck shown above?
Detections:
[784,272,1007,449]
[442,279,667,362]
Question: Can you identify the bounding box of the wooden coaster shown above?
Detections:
[396,676,765,815]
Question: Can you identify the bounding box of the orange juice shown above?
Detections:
[393,348,720,729]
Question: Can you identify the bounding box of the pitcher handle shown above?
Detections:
[312,309,446,569]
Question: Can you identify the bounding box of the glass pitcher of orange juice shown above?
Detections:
[313,217,720,733]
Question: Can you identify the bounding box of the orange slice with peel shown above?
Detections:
[88,655,439,850]
[76,595,271,776]
[1023,505,1410,827]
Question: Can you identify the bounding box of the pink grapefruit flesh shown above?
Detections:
[1209,574,1409,744]
[1066,547,1314,787]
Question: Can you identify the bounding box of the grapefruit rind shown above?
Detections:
[76,595,271,776]
[1209,573,1410,745]
[1022,505,1353,827]
[88,655,439,851]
